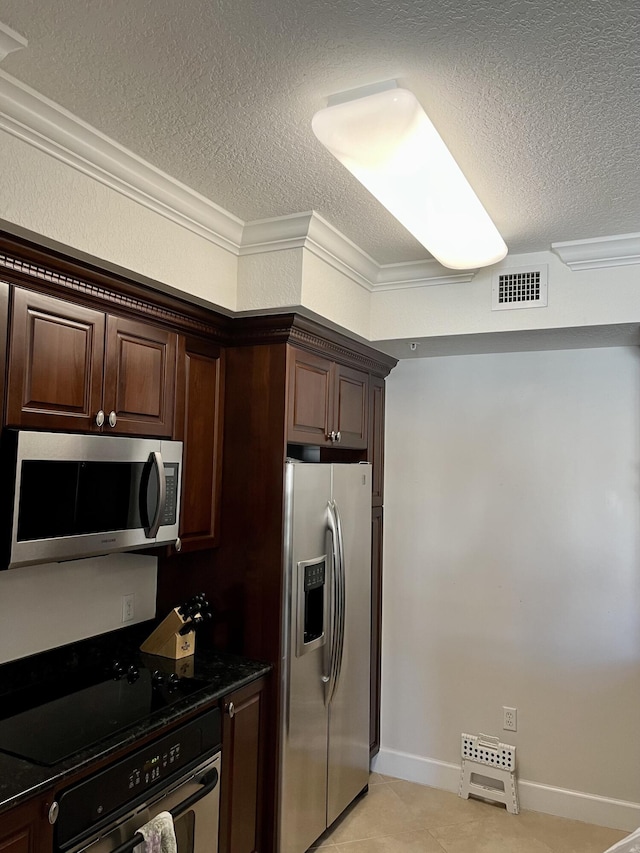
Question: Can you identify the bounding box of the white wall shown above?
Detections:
[0,553,157,663]
[300,251,371,340]
[370,252,640,342]
[379,347,640,829]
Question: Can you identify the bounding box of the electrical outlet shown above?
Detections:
[122,593,135,623]
[503,706,517,731]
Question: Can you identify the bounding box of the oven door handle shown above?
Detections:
[109,768,219,853]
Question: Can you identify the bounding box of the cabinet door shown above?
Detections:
[6,289,105,431]
[368,376,385,506]
[219,678,266,853]
[333,364,368,449]
[0,793,53,853]
[287,348,333,445]
[370,506,383,757]
[174,338,225,551]
[103,316,177,437]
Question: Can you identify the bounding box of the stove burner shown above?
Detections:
[0,657,209,766]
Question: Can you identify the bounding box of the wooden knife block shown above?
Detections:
[140,608,196,660]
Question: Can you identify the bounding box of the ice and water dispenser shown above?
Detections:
[296,557,326,655]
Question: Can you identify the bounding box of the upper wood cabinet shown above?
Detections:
[287,347,368,449]
[6,289,176,437]
[173,337,225,552]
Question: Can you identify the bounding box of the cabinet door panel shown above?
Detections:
[176,342,224,551]
[334,365,368,449]
[0,792,53,853]
[220,679,266,853]
[6,289,104,431]
[104,316,176,436]
[287,349,332,445]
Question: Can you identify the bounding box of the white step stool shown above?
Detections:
[458,733,519,814]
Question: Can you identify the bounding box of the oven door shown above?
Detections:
[67,753,221,853]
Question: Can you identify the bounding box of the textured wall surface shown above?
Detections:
[236,248,303,310]
[301,252,371,340]
[383,348,640,806]
[2,0,639,265]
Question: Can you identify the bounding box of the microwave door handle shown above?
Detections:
[145,451,166,539]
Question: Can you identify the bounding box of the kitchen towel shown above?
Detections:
[135,812,178,853]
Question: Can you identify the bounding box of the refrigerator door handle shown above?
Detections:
[332,499,347,699]
[325,501,342,703]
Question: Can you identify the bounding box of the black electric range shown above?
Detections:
[0,627,212,767]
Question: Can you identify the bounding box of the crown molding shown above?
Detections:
[241,211,377,291]
[551,233,640,271]
[241,210,471,291]
[0,22,27,62]
[375,259,475,289]
[0,70,244,253]
[8,68,632,291]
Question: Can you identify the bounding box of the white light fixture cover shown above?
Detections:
[312,86,507,270]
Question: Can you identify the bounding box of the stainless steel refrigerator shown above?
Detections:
[279,461,371,853]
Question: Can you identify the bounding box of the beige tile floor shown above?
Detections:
[311,773,629,853]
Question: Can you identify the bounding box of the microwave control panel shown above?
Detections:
[162,463,179,524]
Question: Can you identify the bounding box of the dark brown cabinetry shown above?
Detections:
[6,288,176,436]
[219,677,267,853]
[214,318,395,853]
[368,376,385,507]
[0,793,53,853]
[173,337,225,552]
[287,347,369,448]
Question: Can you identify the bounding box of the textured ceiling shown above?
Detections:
[1,0,639,265]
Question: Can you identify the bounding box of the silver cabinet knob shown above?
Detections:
[95,410,105,427]
[335,431,341,443]
[48,801,59,825]
[327,430,337,443]
[108,411,117,428]
[226,701,235,719]
[174,537,182,552]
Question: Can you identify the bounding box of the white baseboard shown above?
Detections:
[372,748,640,832]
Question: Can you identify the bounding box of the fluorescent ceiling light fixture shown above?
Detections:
[312,84,507,270]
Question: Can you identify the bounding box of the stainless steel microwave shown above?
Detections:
[1,430,183,569]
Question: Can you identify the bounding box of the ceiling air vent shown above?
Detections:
[492,265,548,310]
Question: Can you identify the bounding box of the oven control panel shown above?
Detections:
[129,740,181,789]
[55,707,221,851]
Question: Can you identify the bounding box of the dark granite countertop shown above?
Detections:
[0,623,271,816]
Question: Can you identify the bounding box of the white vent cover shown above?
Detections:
[492,265,548,310]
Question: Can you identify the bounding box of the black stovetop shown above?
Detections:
[0,624,210,766]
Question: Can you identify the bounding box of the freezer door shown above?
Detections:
[327,464,372,827]
[280,463,332,853]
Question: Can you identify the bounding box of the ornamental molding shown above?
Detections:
[0,70,471,293]
[551,233,640,271]
[0,252,226,339]
[0,70,244,255]
[0,22,27,63]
